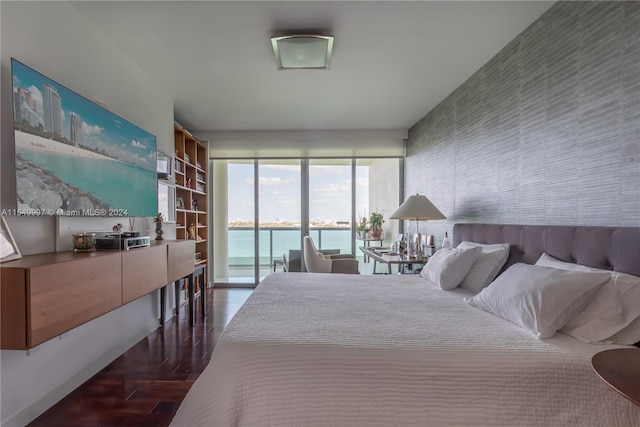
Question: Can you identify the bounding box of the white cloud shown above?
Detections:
[82,122,103,135]
[276,194,299,206]
[314,182,350,194]
[245,177,290,186]
[310,166,347,176]
[131,140,145,149]
[312,182,351,203]
[259,177,289,186]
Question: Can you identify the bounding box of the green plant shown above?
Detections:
[369,212,384,231]
[356,216,370,233]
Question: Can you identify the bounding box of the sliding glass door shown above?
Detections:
[258,160,302,278]
[224,161,255,284]
[212,157,401,286]
[308,159,353,255]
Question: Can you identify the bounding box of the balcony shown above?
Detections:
[226,226,368,281]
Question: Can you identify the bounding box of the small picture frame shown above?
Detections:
[176,196,185,210]
[156,151,173,180]
[158,182,176,222]
[1,217,21,262]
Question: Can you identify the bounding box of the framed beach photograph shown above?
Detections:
[1,217,21,262]
[11,58,157,217]
[176,196,185,210]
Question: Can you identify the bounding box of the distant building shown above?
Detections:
[17,87,35,110]
[43,83,62,136]
[70,113,82,146]
[14,88,40,127]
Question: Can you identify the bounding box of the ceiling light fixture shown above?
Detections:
[271,34,334,70]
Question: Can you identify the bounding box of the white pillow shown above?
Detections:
[607,317,640,345]
[466,263,610,339]
[535,253,640,344]
[457,241,510,293]
[420,246,482,290]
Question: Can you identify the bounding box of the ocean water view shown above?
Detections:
[228,228,357,266]
[18,146,157,216]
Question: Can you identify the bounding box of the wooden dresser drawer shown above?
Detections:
[168,240,195,282]
[122,245,168,304]
[29,252,122,347]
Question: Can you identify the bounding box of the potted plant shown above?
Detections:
[356,216,370,239]
[369,211,384,239]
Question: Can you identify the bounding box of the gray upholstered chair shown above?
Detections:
[283,248,341,272]
[302,236,359,274]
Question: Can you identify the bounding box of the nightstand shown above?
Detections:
[591,348,640,406]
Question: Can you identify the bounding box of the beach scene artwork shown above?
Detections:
[11,59,157,217]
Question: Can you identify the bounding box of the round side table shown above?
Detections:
[591,348,640,406]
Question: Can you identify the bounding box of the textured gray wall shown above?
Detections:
[406,1,640,242]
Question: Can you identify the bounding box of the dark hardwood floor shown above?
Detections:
[28,288,252,427]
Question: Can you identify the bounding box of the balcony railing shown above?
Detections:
[228,226,355,267]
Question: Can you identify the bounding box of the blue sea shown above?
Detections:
[19,148,157,216]
[228,228,354,265]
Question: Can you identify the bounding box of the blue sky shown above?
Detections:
[228,163,369,223]
[11,59,156,171]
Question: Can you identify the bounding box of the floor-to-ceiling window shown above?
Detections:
[308,159,353,255]
[213,157,401,286]
[355,158,402,264]
[222,160,256,284]
[258,159,302,280]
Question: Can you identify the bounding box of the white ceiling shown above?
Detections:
[70,1,553,133]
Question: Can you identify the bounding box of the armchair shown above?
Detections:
[302,236,359,274]
[283,248,340,272]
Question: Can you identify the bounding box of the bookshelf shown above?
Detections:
[174,123,208,293]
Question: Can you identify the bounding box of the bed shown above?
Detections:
[171,224,640,427]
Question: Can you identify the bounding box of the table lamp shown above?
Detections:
[390,194,446,256]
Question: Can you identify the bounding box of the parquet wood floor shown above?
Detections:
[28,288,252,427]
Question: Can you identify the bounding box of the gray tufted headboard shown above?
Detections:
[453,223,640,277]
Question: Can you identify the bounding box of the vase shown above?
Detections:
[72,232,96,251]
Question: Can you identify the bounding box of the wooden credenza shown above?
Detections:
[0,239,194,350]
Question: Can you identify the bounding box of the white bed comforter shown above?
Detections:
[171,273,640,427]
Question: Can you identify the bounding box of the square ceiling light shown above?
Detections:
[271,35,334,70]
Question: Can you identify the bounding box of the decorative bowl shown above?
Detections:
[72,232,96,251]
